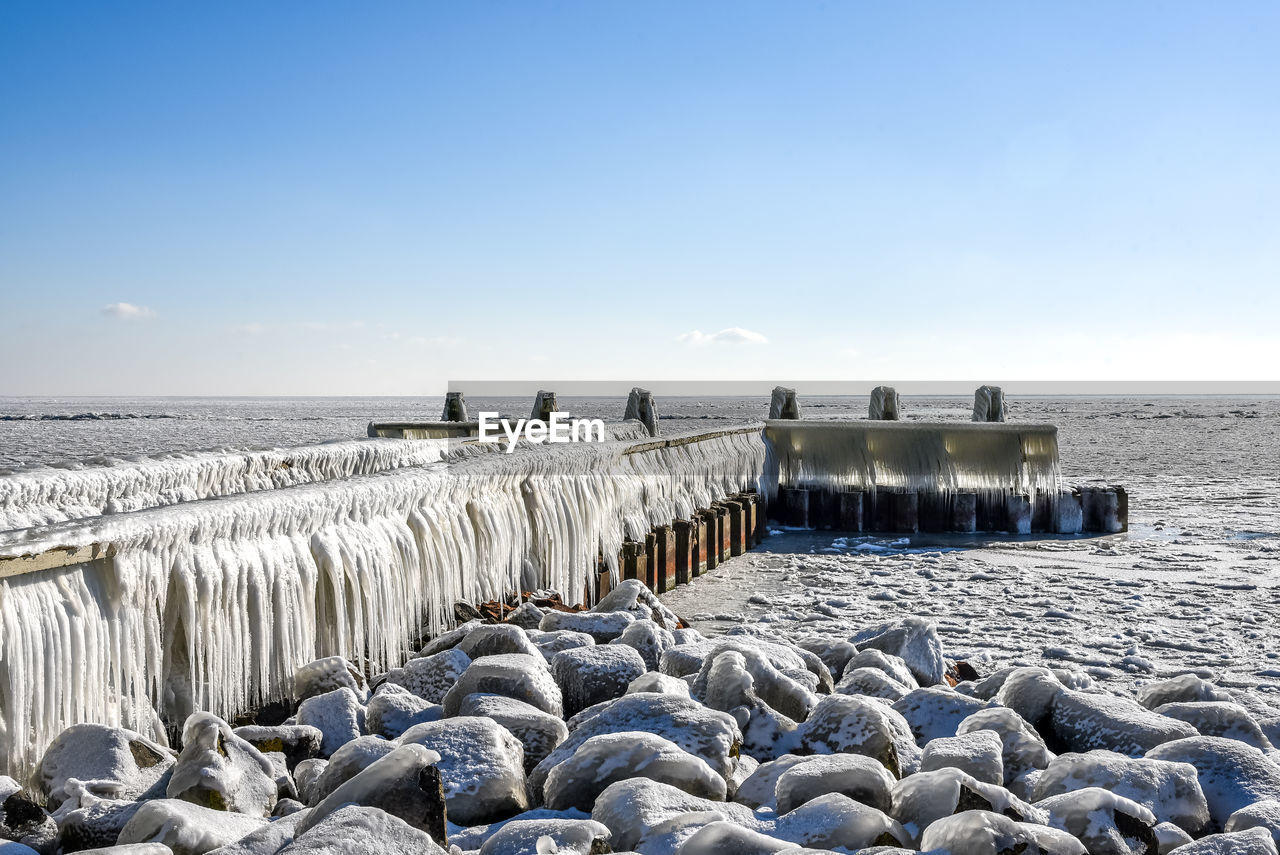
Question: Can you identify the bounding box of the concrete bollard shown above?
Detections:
[1031,490,1053,533]
[530,390,558,421]
[1054,489,1084,534]
[869,386,901,420]
[652,525,675,593]
[1115,486,1129,532]
[838,490,864,532]
[1081,487,1123,533]
[673,519,697,586]
[442,391,468,422]
[620,541,646,582]
[950,492,978,533]
[1006,494,1032,535]
[778,487,810,528]
[807,487,839,530]
[975,490,1008,532]
[769,386,802,419]
[972,385,1007,422]
[873,489,918,533]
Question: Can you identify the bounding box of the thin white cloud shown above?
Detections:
[678,327,769,346]
[101,302,155,321]
[235,323,267,335]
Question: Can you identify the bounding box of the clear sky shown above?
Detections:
[2,1,1278,395]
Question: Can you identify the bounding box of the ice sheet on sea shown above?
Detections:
[0,431,764,780]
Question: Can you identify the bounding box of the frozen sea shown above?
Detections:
[2,393,1278,696]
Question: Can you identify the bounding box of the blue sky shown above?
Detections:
[2,1,1278,394]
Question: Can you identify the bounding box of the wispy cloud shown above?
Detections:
[678,327,769,346]
[101,302,155,321]
[235,322,267,335]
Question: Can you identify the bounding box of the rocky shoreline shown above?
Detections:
[3,578,1280,855]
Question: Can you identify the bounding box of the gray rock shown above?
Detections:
[539,611,635,644]
[398,716,529,826]
[385,648,471,704]
[1050,690,1198,756]
[34,724,174,809]
[551,645,647,717]
[366,684,443,739]
[293,656,368,703]
[294,687,366,758]
[459,694,568,773]
[232,725,323,771]
[441,654,563,718]
[457,625,541,660]
[167,713,277,815]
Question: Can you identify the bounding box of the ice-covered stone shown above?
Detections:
[35,724,174,809]
[775,753,895,813]
[1159,827,1278,854]
[1049,689,1198,756]
[366,683,443,739]
[918,809,1087,855]
[0,786,56,853]
[1138,675,1231,711]
[477,817,611,855]
[551,645,648,717]
[692,648,801,761]
[591,778,764,851]
[47,779,147,851]
[693,641,818,724]
[836,667,908,701]
[417,620,482,656]
[531,694,741,796]
[796,638,859,683]
[76,845,173,855]
[539,611,635,644]
[889,767,1045,847]
[309,735,394,803]
[117,799,266,855]
[296,743,446,842]
[1036,787,1158,855]
[167,713,277,815]
[385,648,471,704]
[920,729,1004,784]
[294,656,368,703]
[799,695,921,778]
[733,755,812,810]
[994,667,1065,734]
[447,807,594,852]
[457,624,542,659]
[674,820,794,854]
[232,725,323,771]
[459,694,568,772]
[503,601,546,630]
[775,792,909,850]
[591,578,681,629]
[278,804,446,854]
[661,641,717,678]
[292,758,327,805]
[441,654,563,718]
[1225,799,1280,845]
[294,687,366,758]
[852,617,946,686]
[628,672,692,697]
[845,649,919,691]
[1154,701,1273,750]
[1032,749,1209,835]
[530,630,596,661]
[1154,821,1193,853]
[544,731,725,811]
[1147,736,1280,828]
[956,707,1054,784]
[398,715,528,825]
[892,687,991,745]
[611,620,676,671]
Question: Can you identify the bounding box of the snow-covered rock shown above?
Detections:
[529,630,596,661]
[774,753,895,813]
[75,845,173,855]
[612,620,676,671]
[117,799,266,855]
[1036,787,1158,855]
[296,743,445,842]
[539,611,635,643]
[1138,675,1231,710]
[278,803,445,854]
[893,687,991,746]
[796,638,859,683]
[836,667,909,701]
[1154,820,1193,853]
[956,707,1054,784]
[309,735,394,802]
[918,809,1087,855]
[661,641,717,678]
[417,620,482,656]
[457,624,542,659]
[799,694,921,778]
[544,731,725,810]
[733,755,812,810]
[294,687,366,758]
[503,602,546,630]
[889,767,1045,847]
[384,648,471,704]
[673,820,794,854]
[232,724,323,771]
[628,672,692,697]
[459,694,569,772]
[693,648,801,761]
[844,649,919,691]
[48,782,143,852]
[1154,701,1274,750]
[1226,799,1280,845]
[592,578,680,629]
[1032,749,1209,835]
[531,694,741,796]
[994,667,1065,734]
[34,724,174,809]
[441,654,563,718]
[852,617,947,686]
[693,642,818,724]
[294,656,368,703]
[167,713,277,816]
[551,645,648,717]
[919,729,1004,784]
[398,715,528,825]
[591,777,764,851]
[292,758,327,805]
[1049,689,1198,756]
[476,817,611,855]
[774,792,909,850]
[1165,827,1278,854]
[1147,736,1280,828]
[365,683,443,739]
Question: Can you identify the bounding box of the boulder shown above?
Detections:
[296,744,446,843]
[892,687,991,746]
[502,602,546,631]
[385,648,471,704]
[294,656,369,703]
[798,695,921,778]
[277,804,445,854]
[956,707,1054,785]
[994,668,1065,734]
[852,618,946,686]
[1049,690,1198,756]
[366,684,443,739]
[294,687,366,758]
[889,767,1045,847]
[591,578,680,628]
[543,731,725,811]
[167,713,277,815]
[732,755,812,810]
[844,649,919,691]
[627,672,691,697]
[539,611,634,644]
[459,694,568,773]
[551,645,648,717]
[1154,701,1273,750]
[457,625,542,660]
[309,736,395,803]
[1036,787,1158,855]
[611,620,676,671]
[49,785,144,852]
[232,725,323,771]
[117,800,266,855]
[398,716,529,825]
[440,654,563,718]
[1137,675,1231,710]
[477,817,611,855]
[774,753,895,814]
[529,630,596,662]
[590,778,764,851]
[34,724,174,809]
[918,809,1087,855]
[836,667,909,702]
[774,793,910,850]
[919,730,1004,785]
[674,820,795,855]
[1225,799,1280,845]
[1147,736,1280,829]
[1162,828,1278,854]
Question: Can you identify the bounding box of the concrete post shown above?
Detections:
[1054,489,1083,534]
[869,386,901,420]
[1081,487,1123,533]
[643,532,658,590]
[714,504,732,561]
[530,390,558,421]
[778,487,810,528]
[918,494,948,532]
[624,388,659,437]
[620,541,646,582]
[769,386,802,419]
[1006,494,1032,535]
[972,385,1007,422]
[695,514,710,574]
[442,391,468,422]
[697,509,719,571]
[950,492,978,533]
[838,490,864,532]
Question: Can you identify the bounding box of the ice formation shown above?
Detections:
[0,428,763,779]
